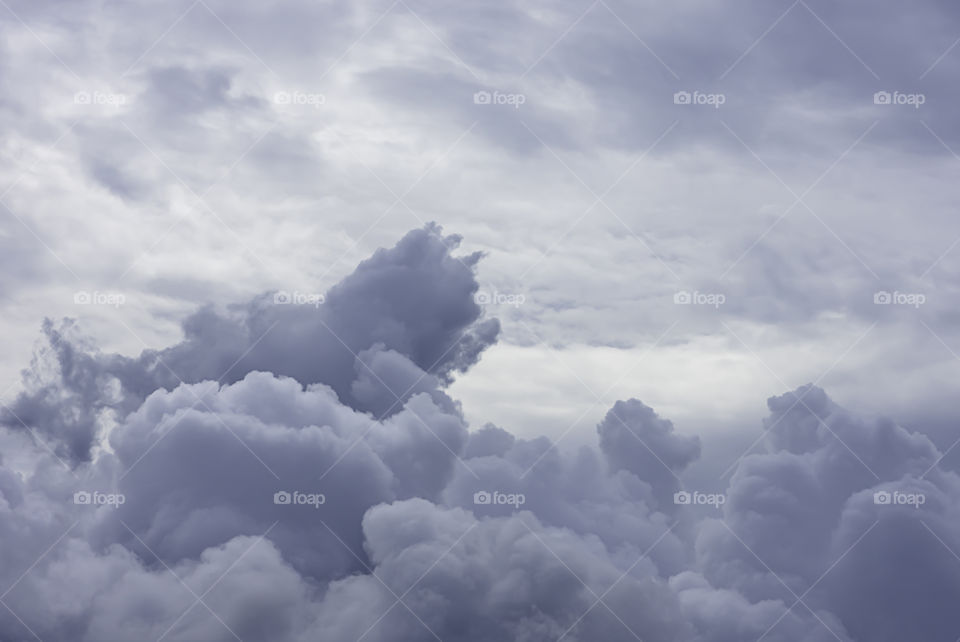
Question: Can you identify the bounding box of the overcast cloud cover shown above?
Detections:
[1,0,959,640]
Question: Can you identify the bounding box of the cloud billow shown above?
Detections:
[0,226,957,641]
[2,224,498,463]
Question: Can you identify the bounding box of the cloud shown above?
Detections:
[3,0,960,456]
[694,386,960,640]
[1,226,958,641]
[2,0,959,635]
[2,224,499,462]
[315,498,695,641]
[598,399,701,510]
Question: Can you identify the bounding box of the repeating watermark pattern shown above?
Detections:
[873,490,925,508]
[674,490,726,508]
[473,490,526,508]
[274,290,325,307]
[73,490,125,507]
[474,290,526,307]
[873,290,925,308]
[673,90,725,108]
[273,490,326,508]
[873,91,925,108]
[274,91,325,108]
[473,90,526,108]
[74,90,128,107]
[74,290,126,308]
[674,290,725,308]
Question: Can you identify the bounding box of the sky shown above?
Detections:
[1,0,959,640]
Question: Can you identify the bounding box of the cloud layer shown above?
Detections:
[1,226,957,641]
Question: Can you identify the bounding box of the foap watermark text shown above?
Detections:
[874,490,925,508]
[674,90,725,108]
[274,490,326,508]
[674,490,725,508]
[473,90,526,108]
[74,290,125,308]
[873,91,925,108]
[674,290,725,308]
[874,291,925,308]
[74,491,125,507]
[474,490,525,508]
[474,290,526,307]
[274,91,325,108]
[274,290,325,307]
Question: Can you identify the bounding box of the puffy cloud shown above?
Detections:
[695,386,960,641]
[310,498,694,641]
[0,227,958,641]
[2,224,499,462]
[670,571,853,642]
[597,399,701,511]
[2,533,316,642]
[443,424,689,577]
[90,366,468,582]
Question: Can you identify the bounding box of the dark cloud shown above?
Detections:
[2,0,959,633]
[2,224,499,462]
[598,399,701,511]
[1,226,957,641]
[99,371,464,580]
[348,0,960,160]
[695,386,960,641]
[316,498,694,641]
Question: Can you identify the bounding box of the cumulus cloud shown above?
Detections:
[695,386,960,640]
[598,399,701,511]
[2,224,498,462]
[0,226,958,641]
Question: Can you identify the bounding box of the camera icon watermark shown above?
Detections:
[873,91,925,108]
[73,290,126,308]
[73,490,125,508]
[273,290,325,308]
[673,490,725,508]
[873,490,925,508]
[273,490,325,508]
[873,290,925,308]
[673,290,725,308]
[473,89,526,108]
[473,490,525,508]
[673,90,725,108]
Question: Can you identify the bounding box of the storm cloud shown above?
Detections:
[2,0,959,639]
[0,226,957,641]
[2,224,498,462]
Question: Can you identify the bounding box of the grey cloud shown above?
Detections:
[144,66,240,118]
[1,288,959,640]
[822,480,960,641]
[671,571,853,642]
[443,429,690,577]
[2,1,960,639]
[2,0,960,622]
[314,498,694,641]
[2,224,499,462]
[100,371,465,580]
[3,533,315,642]
[598,398,701,511]
[695,385,960,640]
[396,0,960,158]
[0,207,48,300]
[350,343,456,417]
